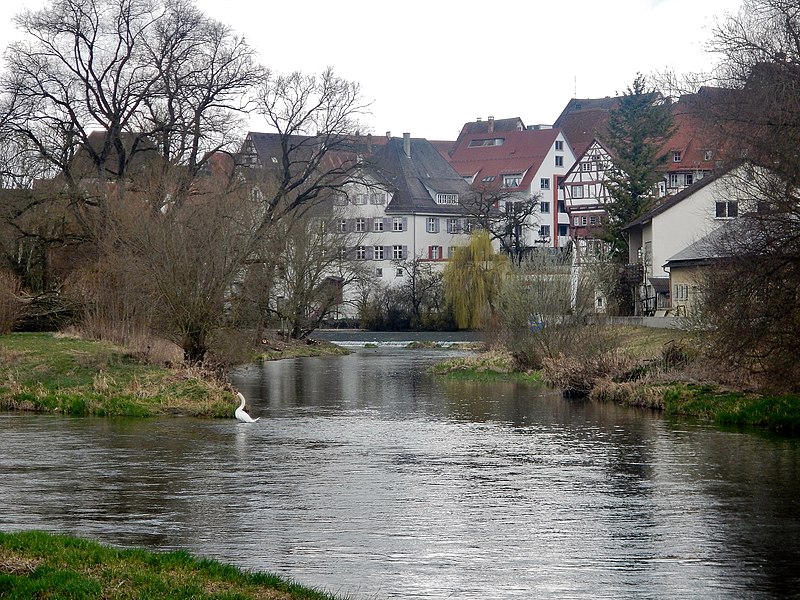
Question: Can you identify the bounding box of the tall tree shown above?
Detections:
[602,74,675,258]
[689,0,800,392]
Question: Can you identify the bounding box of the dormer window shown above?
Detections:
[436,193,459,205]
[672,150,682,162]
[468,138,505,147]
[703,149,713,161]
[501,173,523,188]
[481,176,495,183]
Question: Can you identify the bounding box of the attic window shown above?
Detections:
[481,175,495,183]
[271,156,278,163]
[703,149,713,161]
[672,150,682,162]
[436,193,459,205]
[501,174,523,188]
[468,138,504,147]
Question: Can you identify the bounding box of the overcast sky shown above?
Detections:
[0,0,742,141]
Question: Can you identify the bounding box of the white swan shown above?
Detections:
[235,392,260,423]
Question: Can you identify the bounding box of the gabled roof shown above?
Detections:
[446,127,563,192]
[457,117,526,137]
[623,166,734,231]
[553,97,621,157]
[365,136,472,215]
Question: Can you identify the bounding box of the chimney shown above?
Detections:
[386,131,391,139]
[476,117,482,122]
[403,132,411,158]
[367,133,373,154]
[488,116,495,133]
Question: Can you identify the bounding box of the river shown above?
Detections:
[1,346,799,599]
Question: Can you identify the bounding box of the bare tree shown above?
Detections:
[688,0,800,391]
[394,256,448,329]
[460,184,540,264]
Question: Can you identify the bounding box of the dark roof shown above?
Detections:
[365,137,472,215]
[457,117,526,137]
[552,97,621,157]
[663,219,741,267]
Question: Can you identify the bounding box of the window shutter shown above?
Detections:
[366,246,373,260]
[402,217,408,231]
[439,246,443,259]
[384,217,391,230]
[366,218,374,231]
[402,245,407,259]
[384,245,390,258]
[427,246,432,260]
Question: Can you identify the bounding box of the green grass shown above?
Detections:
[0,333,234,417]
[0,530,341,599]
[663,383,800,432]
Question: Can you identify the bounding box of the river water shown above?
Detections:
[2,347,800,599]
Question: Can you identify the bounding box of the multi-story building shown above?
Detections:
[445,116,575,250]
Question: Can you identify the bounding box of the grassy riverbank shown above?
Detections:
[0,332,346,417]
[431,325,800,434]
[0,530,339,600]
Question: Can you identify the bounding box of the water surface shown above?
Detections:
[1,348,799,599]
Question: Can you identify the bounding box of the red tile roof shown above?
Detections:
[446,127,562,192]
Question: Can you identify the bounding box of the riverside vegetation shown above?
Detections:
[0,331,347,417]
[431,325,800,434]
[0,530,340,600]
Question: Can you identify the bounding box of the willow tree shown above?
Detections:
[443,231,509,330]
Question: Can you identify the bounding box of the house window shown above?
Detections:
[481,175,496,183]
[469,138,504,147]
[589,216,598,225]
[685,173,693,186]
[581,162,592,171]
[376,267,383,277]
[501,173,523,188]
[429,245,442,260]
[716,200,739,218]
[396,268,403,277]
[668,173,679,188]
[555,140,564,151]
[540,201,550,213]
[540,178,550,190]
[573,216,580,226]
[337,219,347,232]
[448,246,457,258]
[392,217,404,231]
[426,217,439,233]
[393,245,404,259]
[703,149,713,161]
[673,284,689,301]
[353,193,368,205]
[558,224,568,236]
[356,246,366,259]
[555,156,564,167]
[334,193,347,206]
[673,150,682,162]
[447,218,460,233]
[374,219,384,232]
[355,218,366,232]
[337,247,346,259]
[581,216,587,226]
[374,246,384,260]
[571,185,584,199]
[436,193,459,204]
[538,225,550,240]
[370,192,385,205]
[557,200,566,213]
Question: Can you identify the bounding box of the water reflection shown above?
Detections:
[1,347,799,599]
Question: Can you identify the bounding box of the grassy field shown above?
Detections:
[0,530,340,600]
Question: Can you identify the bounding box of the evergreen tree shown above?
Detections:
[602,74,675,259]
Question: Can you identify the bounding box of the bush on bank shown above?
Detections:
[0,530,339,600]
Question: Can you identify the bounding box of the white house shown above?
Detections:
[622,166,741,313]
[445,117,576,250]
